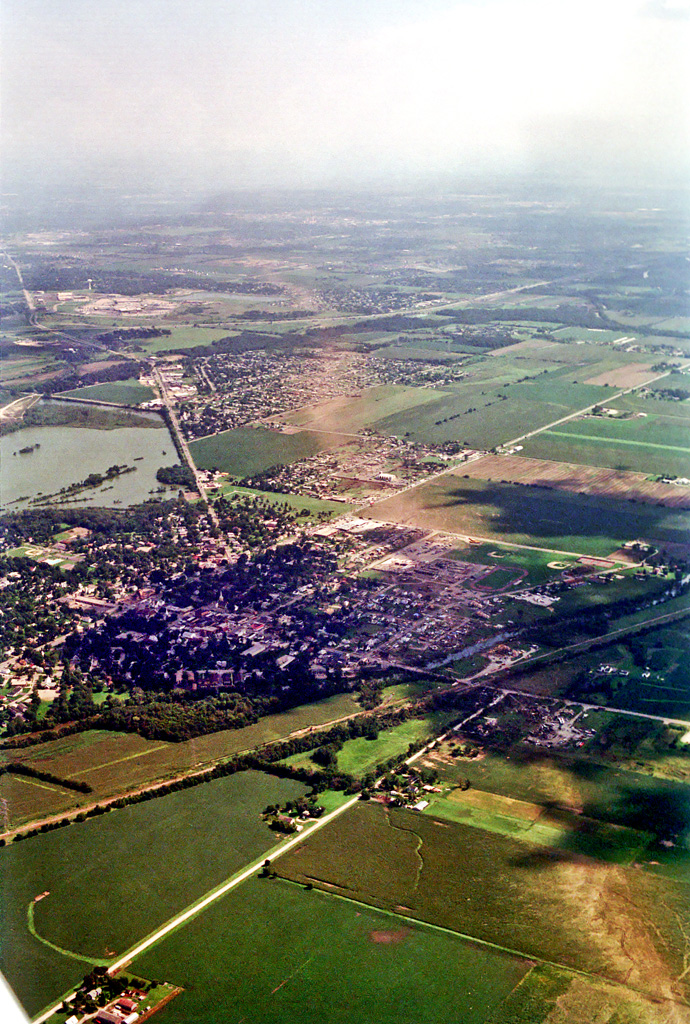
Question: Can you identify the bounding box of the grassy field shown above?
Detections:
[132,877,528,1024]
[362,474,690,556]
[336,713,453,777]
[3,693,362,818]
[448,539,580,585]
[276,801,690,1004]
[283,384,449,434]
[422,743,690,859]
[485,962,677,1024]
[374,377,607,448]
[57,380,155,405]
[0,774,80,829]
[215,483,353,519]
[521,430,690,479]
[140,327,233,352]
[189,426,348,476]
[1,771,309,1018]
[423,787,650,864]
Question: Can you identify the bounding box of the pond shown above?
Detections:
[1,405,181,510]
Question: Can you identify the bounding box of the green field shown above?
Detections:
[57,380,155,405]
[0,774,80,829]
[276,801,690,1003]
[4,693,362,819]
[449,539,580,585]
[215,483,353,519]
[133,877,528,1024]
[521,398,690,476]
[140,327,234,352]
[423,787,650,864]
[336,713,453,777]
[375,377,608,448]
[363,474,690,556]
[189,426,348,476]
[283,384,450,434]
[0,771,308,1017]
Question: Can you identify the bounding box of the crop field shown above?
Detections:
[374,378,607,448]
[583,362,654,387]
[0,774,79,829]
[362,474,690,556]
[276,801,690,1005]
[520,430,690,479]
[421,743,690,854]
[485,962,680,1024]
[282,384,447,434]
[189,426,349,476]
[4,693,362,815]
[0,771,308,1017]
[57,380,155,405]
[458,453,690,508]
[423,787,650,864]
[336,713,454,777]
[133,877,528,1024]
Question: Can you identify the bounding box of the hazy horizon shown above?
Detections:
[2,0,689,203]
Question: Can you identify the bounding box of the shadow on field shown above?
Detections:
[434,478,689,548]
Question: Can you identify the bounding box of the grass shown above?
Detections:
[215,483,353,519]
[276,800,690,1002]
[336,713,453,777]
[423,787,651,864]
[0,771,309,1017]
[56,380,154,405]
[3,692,362,817]
[0,774,80,829]
[189,426,348,476]
[283,384,449,434]
[132,876,528,1024]
[139,327,234,352]
[374,377,608,449]
[362,474,690,557]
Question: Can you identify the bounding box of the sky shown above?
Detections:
[2,0,689,195]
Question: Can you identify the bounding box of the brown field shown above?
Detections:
[584,363,653,387]
[447,787,543,821]
[454,454,690,508]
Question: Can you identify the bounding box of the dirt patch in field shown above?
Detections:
[370,928,410,944]
[452,454,690,509]
[584,363,653,387]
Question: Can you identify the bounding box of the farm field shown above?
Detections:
[374,378,607,448]
[336,712,453,777]
[3,692,362,816]
[362,474,690,556]
[422,785,650,864]
[276,801,690,1006]
[421,741,690,880]
[0,774,79,829]
[57,380,155,405]
[458,453,690,508]
[0,771,308,1017]
[133,877,528,1024]
[282,383,449,434]
[520,430,690,479]
[189,425,348,476]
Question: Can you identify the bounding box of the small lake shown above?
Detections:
[1,410,181,510]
